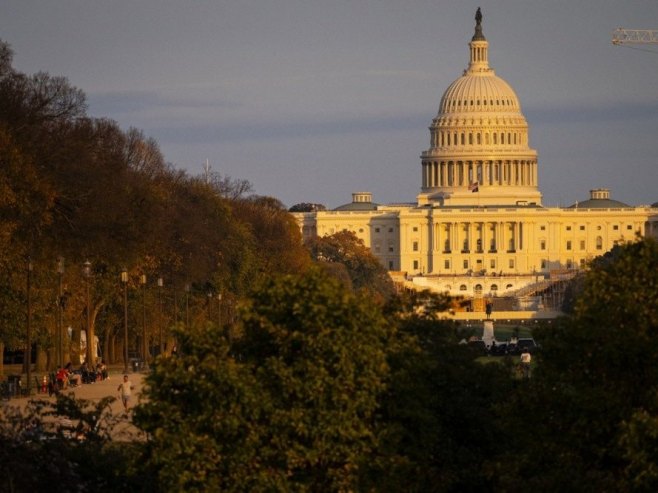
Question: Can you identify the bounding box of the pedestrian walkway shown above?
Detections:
[1,368,147,440]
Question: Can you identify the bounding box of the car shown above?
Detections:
[489,341,509,356]
[515,338,539,354]
[467,339,488,355]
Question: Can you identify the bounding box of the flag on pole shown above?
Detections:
[469,181,479,192]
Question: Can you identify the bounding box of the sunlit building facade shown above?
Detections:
[295,11,658,301]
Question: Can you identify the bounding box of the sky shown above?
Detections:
[1,0,657,209]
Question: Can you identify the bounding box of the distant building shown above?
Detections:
[294,10,658,309]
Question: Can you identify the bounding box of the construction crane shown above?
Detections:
[612,28,658,45]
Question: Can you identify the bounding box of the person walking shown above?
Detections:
[519,349,532,379]
[117,374,134,412]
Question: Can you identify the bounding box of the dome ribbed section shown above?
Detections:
[439,75,521,114]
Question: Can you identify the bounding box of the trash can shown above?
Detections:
[7,375,21,397]
[132,360,140,373]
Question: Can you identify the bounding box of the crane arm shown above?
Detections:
[612,28,658,45]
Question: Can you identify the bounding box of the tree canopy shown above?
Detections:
[135,268,392,492]
[0,38,310,371]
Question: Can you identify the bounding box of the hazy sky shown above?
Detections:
[2,0,657,208]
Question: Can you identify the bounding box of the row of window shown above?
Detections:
[445,98,515,109]
[540,238,604,251]
[435,130,524,147]
[365,224,633,237]
[409,237,607,253]
[412,256,586,273]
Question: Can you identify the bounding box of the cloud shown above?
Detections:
[146,113,428,143]
[87,89,243,116]
[525,100,658,125]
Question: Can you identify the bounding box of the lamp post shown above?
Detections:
[183,283,189,329]
[217,292,222,328]
[157,277,164,357]
[83,260,94,368]
[56,257,64,369]
[26,257,33,395]
[121,268,129,374]
[140,274,148,370]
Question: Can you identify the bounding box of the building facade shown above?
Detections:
[295,11,658,301]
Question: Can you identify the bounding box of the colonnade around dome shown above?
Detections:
[421,159,538,189]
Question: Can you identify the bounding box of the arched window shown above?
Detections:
[490,284,498,292]
[461,133,465,145]
[468,133,473,145]
[596,236,603,250]
[475,284,483,295]
[477,133,481,145]
[459,284,467,291]
[506,284,513,290]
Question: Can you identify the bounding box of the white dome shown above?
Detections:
[418,9,542,208]
[439,73,521,115]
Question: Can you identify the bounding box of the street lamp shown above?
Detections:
[184,283,190,330]
[121,268,129,374]
[140,274,148,370]
[83,260,94,369]
[26,257,33,395]
[217,292,222,329]
[57,257,65,369]
[157,277,164,357]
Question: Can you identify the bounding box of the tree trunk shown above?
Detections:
[0,342,4,376]
[104,331,113,364]
[35,345,47,372]
[71,326,81,365]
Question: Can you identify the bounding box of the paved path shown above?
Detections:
[2,369,148,440]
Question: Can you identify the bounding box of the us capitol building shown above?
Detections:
[294,10,658,314]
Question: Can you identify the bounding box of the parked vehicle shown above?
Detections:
[467,339,488,356]
[489,341,510,356]
[509,337,538,355]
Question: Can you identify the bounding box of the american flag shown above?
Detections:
[469,181,479,192]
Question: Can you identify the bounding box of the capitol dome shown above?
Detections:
[418,8,542,208]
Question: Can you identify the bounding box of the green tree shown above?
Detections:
[367,292,511,492]
[135,268,391,492]
[490,238,658,491]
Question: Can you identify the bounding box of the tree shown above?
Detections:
[366,293,511,492]
[489,238,658,491]
[306,230,395,301]
[288,203,326,212]
[135,268,392,492]
[232,195,311,278]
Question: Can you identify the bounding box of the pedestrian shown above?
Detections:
[520,348,532,378]
[117,374,134,412]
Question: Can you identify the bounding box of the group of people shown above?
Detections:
[54,360,109,391]
[52,362,135,413]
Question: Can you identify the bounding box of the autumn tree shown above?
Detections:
[306,230,395,301]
